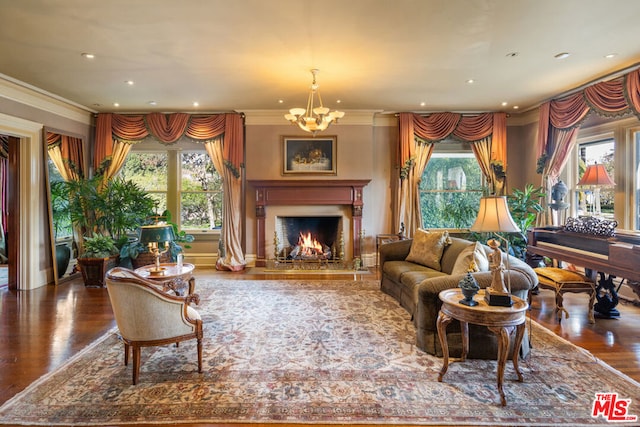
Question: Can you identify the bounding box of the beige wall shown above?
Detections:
[243,112,397,264]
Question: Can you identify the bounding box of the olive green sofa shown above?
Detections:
[379,234,538,359]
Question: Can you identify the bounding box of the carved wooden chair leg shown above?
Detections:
[132,346,141,385]
[124,343,130,366]
[588,290,596,324]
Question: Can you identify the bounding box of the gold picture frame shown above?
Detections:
[282,136,337,175]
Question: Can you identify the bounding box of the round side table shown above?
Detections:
[134,263,195,296]
[437,288,528,406]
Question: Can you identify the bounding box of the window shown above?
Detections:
[180,152,223,230]
[119,152,168,214]
[419,145,484,229]
[119,147,223,232]
[576,139,614,218]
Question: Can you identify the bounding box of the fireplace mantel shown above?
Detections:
[249,180,370,266]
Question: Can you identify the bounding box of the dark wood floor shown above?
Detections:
[1,267,639,427]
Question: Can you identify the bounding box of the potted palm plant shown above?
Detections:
[66,174,155,286]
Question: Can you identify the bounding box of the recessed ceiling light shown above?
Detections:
[420,102,426,107]
[278,99,284,104]
[336,99,342,104]
[113,102,119,107]
[604,53,618,59]
[513,105,519,110]
[554,52,571,60]
[81,52,95,59]
[148,101,157,106]
[501,101,508,107]
[193,101,199,107]
[466,79,475,84]
[125,80,134,85]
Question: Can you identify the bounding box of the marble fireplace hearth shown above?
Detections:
[249,180,370,267]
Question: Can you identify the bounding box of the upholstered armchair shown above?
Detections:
[105,267,203,384]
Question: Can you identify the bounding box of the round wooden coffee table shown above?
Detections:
[134,263,195,296]
[437,288,528,406]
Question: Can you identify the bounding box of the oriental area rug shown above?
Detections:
[1,279,639,426]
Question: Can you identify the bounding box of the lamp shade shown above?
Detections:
[577,163,615,186]
[138,224,174,244]
[470,196,521,233]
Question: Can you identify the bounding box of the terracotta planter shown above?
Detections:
[78,255,118,288]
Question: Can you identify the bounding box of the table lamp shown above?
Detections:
[138,224,174,276]
[470,195,521,306]
[577,163,615,216]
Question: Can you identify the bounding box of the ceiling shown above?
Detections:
[1,0,640,115]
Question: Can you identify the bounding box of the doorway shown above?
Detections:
[0,134,18,290]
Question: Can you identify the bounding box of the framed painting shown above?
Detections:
[282,136,337,175]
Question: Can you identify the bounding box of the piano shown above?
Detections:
[527,226,640,317]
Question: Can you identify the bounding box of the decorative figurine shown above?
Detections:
[485,238,513,306]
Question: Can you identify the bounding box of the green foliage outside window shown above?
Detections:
[180,152,223,230]
[420,156,484,229]
[119,152,168,213]
[120,151,223,230]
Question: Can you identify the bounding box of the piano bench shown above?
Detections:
[534,267,596,324]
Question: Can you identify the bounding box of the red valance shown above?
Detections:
[398,111,506,166]
[543,68,640,132]
[95,112,243,172]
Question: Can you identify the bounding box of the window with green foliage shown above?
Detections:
[419,149,484,229]
[119,150,223,231]
[180,152,223,230]
[119,152,168,214]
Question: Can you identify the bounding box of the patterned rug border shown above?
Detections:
[1,278,638,426]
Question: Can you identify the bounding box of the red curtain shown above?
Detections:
[94,112,246,270]
[535,67,640,226]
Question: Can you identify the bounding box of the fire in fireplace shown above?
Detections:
[290,231,332,259]
[275,216,341,260]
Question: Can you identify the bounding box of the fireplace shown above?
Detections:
[249,180,370,267]
[275,216,342,260]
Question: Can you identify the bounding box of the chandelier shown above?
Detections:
[284,69,344,135]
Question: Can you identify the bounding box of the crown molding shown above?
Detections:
[0,74,94,125]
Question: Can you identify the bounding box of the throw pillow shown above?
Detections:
[451,241,490,275]
[405,229,450,270]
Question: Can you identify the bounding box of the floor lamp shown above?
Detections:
[577,163,615,217]
[470,195,521,306]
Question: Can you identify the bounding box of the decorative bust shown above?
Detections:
[549,180,569,211]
